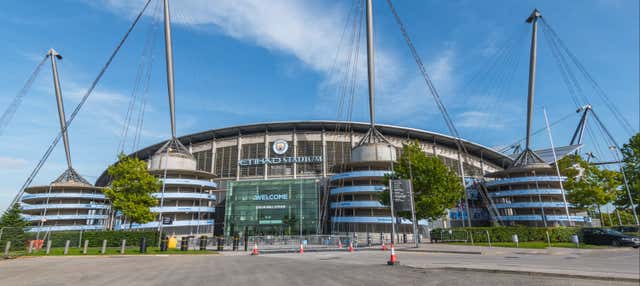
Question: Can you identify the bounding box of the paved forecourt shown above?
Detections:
[0,250,638,286]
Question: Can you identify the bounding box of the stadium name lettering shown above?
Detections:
[238,156,323,166]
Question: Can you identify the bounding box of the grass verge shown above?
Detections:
[4,247,216,257]
[446,241,605,249]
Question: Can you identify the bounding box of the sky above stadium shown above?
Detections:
[0,0,638,209]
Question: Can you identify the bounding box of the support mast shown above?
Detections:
[47,48,72,169]
[163,0,177,139]
[513,9,544,167]
[365,0,376,132]
[525,9,540,153]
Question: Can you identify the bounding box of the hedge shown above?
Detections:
[430,227,579,243]
[22,231,162,248]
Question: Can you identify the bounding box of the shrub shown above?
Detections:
[430,226,580,243]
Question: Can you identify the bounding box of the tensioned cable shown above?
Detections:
[0,56,48,135]
[9,0,153,208]
[540,18,634,136]
[132,0,162,152]
[119,0,162,154]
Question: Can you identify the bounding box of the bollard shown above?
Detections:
[232,235,239,251]
[120,239,127,254]
[216,237,223,251]
[28,240,34,254]
[469,231,475,246]
[244,235,248,251]
[139,237,147,253]
[199,236,208,251]
[64,240,70,255]
[101,240,108,254]
[571,235,580,248]
[485,230,491,248]
[160,236,168,251]
[512,234,519,248]
[545,231,551,248]
[83,240,89,254]
[402,233,407,244]
[4,241,11,257]
[180,237,189,251]
[46,240,52,255]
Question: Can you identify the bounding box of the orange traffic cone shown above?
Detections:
[348,241,354,253]
[299,242,304,254]
[338,240,343,249]
[251,242,259,256]
[387,243,399,265]
[381,240,387,251]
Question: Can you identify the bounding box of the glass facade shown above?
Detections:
[224,179,319,236]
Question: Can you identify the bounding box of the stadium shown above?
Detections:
[89,120,510,236]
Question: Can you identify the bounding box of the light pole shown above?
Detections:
[609,146,639,226]
[388,144,397,245]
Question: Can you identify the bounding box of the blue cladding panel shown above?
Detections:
[489,189,564,197]
[330,201,386,208]
[22,193,106,200]
[330,171,392,181]
[331,185,385,195]
[150,206,215,213]
[161,178,217,188]
[21,203,109,210]
[494,202,574,208]
[485,176,567,187]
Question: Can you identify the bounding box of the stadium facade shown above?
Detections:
[93,120,510,236]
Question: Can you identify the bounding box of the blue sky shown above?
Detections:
[0,0,638,210]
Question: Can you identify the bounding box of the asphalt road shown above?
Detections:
[0,253,637,286]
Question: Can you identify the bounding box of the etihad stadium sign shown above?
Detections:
[238,156,323,166]
[238,139,323,166]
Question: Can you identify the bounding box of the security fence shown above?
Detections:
[1,227,165,258]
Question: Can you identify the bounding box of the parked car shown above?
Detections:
[579,228,640,248]
[611,225,640,234]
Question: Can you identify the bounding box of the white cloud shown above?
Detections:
[0,156,28,169]
[97,0,469,131]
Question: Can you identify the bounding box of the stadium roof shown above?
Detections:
[96,121,513,186]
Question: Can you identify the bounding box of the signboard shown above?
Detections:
[162,217,173,225]
[390,179,413,212]
[238,139,323,166]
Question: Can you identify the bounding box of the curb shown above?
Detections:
[408,265,640,283]
[396,249,482,255]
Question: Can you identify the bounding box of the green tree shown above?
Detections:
[380,141,464,221]
[282,214,297,235]
[104,154,160,228]
[0,203,30,250]
[617,133,640,214]
[558,154,621,220]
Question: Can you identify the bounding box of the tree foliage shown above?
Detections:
[104,154,160,226]
[557,154,621,210]
[617,132,640,213]
[282,214,297,235]
[380,141,463,221]
[0,203,29,250]
[0,203,29,228]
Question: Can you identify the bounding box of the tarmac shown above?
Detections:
[0,244,637,285]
